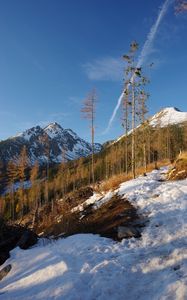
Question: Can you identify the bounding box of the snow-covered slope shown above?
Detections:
[1,168,187,299]
[150,107,187,127]
[0,123,102,165]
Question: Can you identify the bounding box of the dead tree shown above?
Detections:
[81,89,97,184]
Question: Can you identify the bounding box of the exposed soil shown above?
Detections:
[43,194,146,241]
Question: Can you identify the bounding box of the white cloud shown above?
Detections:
[83,57,123,81]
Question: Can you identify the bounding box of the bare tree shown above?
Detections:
[175,0,187,14]
[122,88,130,175]
[123,41,139,179]
[81,89,97,184]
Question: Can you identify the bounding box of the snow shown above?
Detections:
[3,180,31,195]
[71,190,114,213]
[1,167,187,299]
[150,107,187,127]
[43,123,63,139]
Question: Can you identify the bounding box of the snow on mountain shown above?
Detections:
[1,167,187,299]
[0,123,102,165]
[150,107,187,127]
[114,107,187,144]
[43,122,63,139]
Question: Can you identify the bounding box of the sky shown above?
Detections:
[0,0,187,144]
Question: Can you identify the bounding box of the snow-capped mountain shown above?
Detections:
[115,107,187,144]
[0,123,102,165]
[149,107,187,127]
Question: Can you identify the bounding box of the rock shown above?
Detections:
[117,226,141,239]
[0,264,11,281]
[16,230,38,250]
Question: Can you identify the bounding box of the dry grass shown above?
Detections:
[177,151,187,160]
[167,152,187,180]
[100,174,133,192]
[99,160,170,192]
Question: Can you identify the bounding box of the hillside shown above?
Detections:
[115,107,187,144]
[0,167,187,299]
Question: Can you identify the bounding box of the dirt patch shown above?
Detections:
[43,194,146,241]
[63,186,94,209]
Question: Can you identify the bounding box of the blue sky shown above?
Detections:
[0,0,187,143]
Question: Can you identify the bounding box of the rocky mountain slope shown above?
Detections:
[0,123,102,165]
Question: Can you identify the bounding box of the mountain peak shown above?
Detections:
[150,106,187,127]
[0,122,102,165]
[159,107,181,113]
[43,122,63,138]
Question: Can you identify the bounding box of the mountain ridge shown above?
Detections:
[0,122,102,165]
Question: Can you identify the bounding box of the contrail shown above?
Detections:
[104,0,173,134]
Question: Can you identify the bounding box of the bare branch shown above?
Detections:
[175,0,187,14]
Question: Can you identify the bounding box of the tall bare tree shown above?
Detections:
[123,42,151,178]
[81,89,97,184]
[123,41,139,178]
